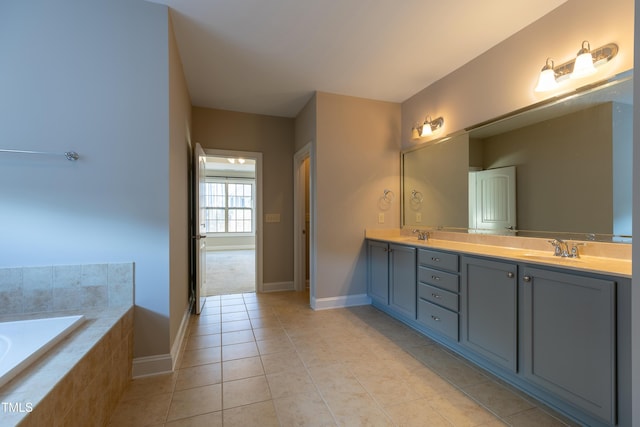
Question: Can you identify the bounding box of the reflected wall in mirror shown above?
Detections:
[402,72,633,242]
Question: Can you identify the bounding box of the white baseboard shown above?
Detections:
[262,281,294,292]
[206,245,255,251]
[133,301,192,378]
[311,293,371,310]
[132,354,173,378]
[171,301,193,371]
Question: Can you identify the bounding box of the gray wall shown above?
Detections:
[314,92,401,300]
[0,0,187,361]
[168,14,193,353]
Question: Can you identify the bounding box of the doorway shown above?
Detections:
[201,149,263,296]
[294,143,313,300]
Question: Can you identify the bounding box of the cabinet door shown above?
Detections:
[461,257,517,372]
[367,241,389,305]
[522,267,615,424]
[389,244,416,319]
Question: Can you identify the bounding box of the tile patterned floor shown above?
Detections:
[107,291,576,427]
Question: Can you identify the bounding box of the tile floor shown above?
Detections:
[107,291,576,427]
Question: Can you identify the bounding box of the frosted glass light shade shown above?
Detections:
[420,123,432,137]
[571,52,596,79]
[535,68,559,92]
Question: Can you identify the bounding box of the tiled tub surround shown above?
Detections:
[0,263,134,315]
[365,229,632,277]
[0,263,134,426]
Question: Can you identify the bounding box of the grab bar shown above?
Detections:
[0,149,79,161]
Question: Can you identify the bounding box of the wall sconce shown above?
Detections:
[411,116,444,139]
[534,41,618,92]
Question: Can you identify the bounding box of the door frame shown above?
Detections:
[203,148,264,293]
[293,143,314,298]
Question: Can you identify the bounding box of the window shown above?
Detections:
[203,179,254,233]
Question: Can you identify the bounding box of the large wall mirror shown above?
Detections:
[402,71,633,243]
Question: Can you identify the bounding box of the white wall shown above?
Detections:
[0,0,174,359]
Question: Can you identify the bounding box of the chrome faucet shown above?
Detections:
[412,229,430,241]
[548,239,569,257]
[548,239,583,258]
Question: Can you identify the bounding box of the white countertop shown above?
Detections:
[366,229,631,278]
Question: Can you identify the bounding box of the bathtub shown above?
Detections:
[0,315,85,388]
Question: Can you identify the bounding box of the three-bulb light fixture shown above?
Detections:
[534,40,618,92]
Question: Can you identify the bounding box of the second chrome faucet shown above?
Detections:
[412,229,430,241]
[548,239,583,258]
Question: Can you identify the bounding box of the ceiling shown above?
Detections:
[205,156,256,174]
[147,0,567,118]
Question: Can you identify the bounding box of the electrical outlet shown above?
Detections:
[378,213,385,224]
[416,213,422,222]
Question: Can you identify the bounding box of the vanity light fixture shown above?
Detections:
[412,116,445,139]
[534,41,618,92]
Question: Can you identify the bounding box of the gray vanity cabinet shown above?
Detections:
[521,266,616,425]
[367,240,390,305]
[416,249,460,341]
[389,244,417,319]
[365,238,628,426]
[461,256,518,372]
[367,241,416,319]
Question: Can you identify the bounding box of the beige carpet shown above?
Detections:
[203,249,255,296]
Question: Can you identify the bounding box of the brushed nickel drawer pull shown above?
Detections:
[431,275,440,281]
[431,315,441,321]
[431,293,441,299]
[523,275,532,282]
[431,257,440,262]
[507,272,514,278]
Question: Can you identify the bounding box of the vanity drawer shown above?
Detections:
[418,266,459,293]
[417,300,458,341]
[418,249,459,272]
[418,283,458,312]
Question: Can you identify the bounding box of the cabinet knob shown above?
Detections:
[507,272,514,278]
[431,315,441,322]
[431,293,441,299]
[523,275,532,282]
[431,257,440,262]
[431,275,441,281]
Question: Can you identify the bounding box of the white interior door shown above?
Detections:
[469,166,516,233]
[194,143,207,314]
